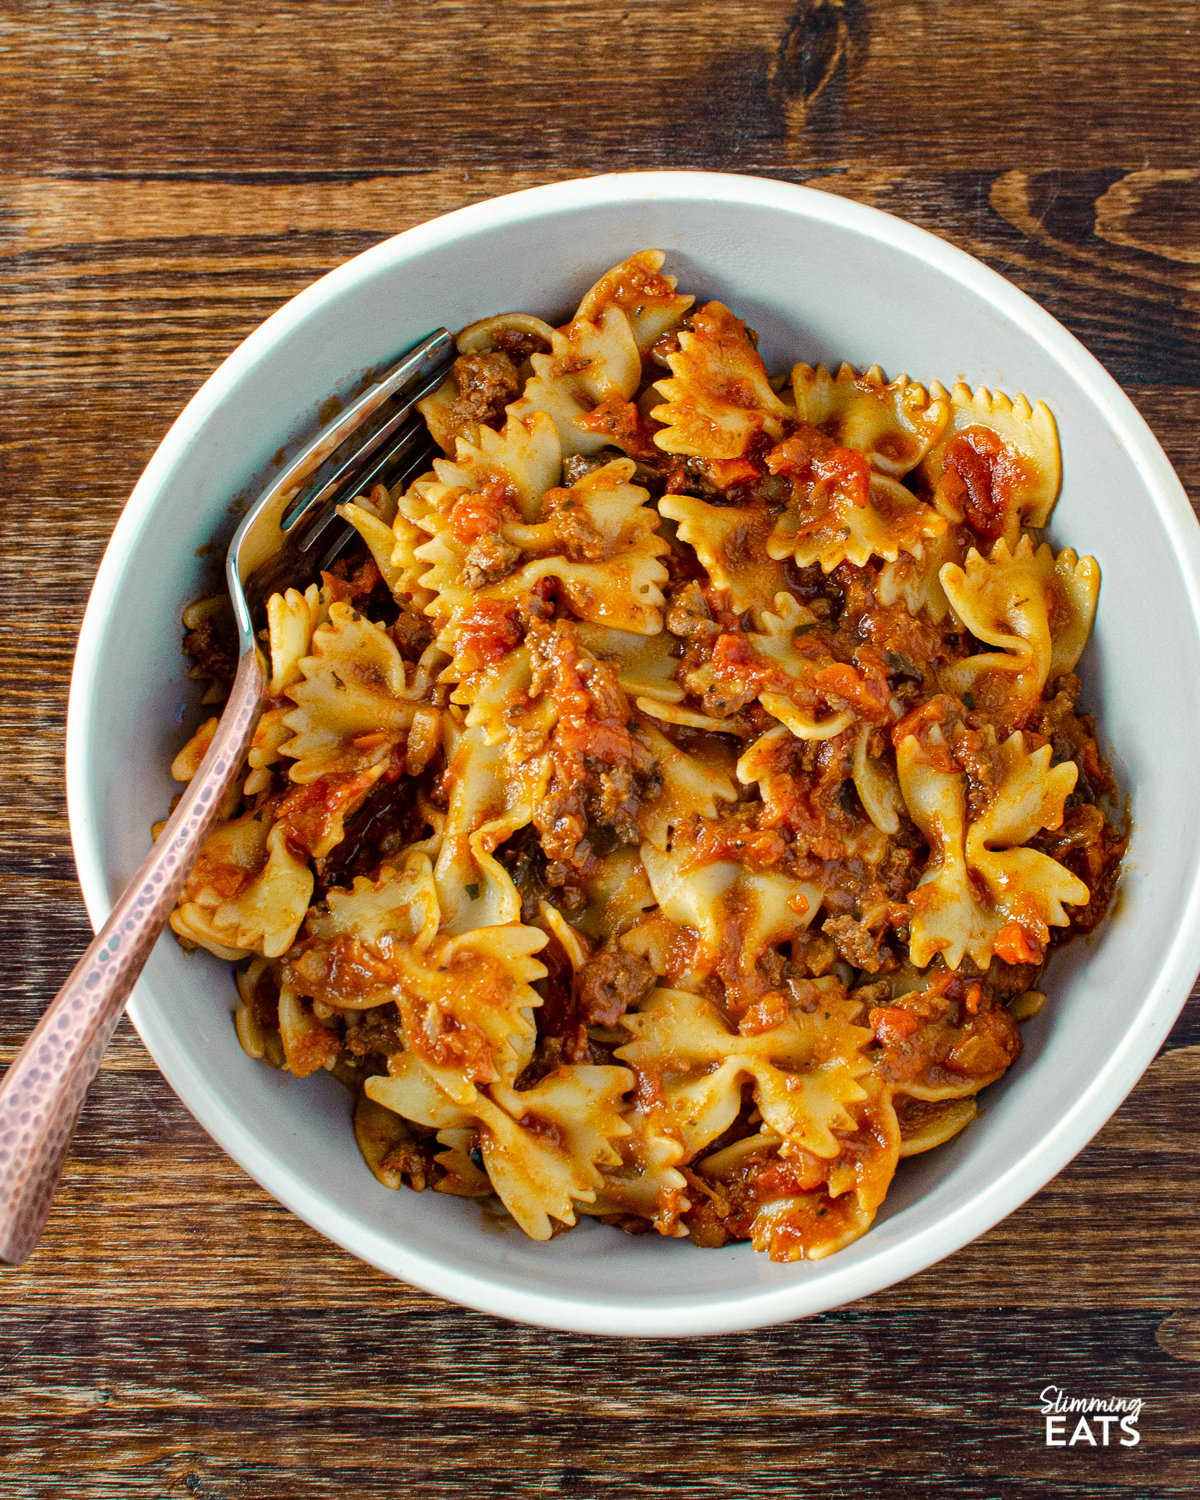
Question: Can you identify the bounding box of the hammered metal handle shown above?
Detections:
[0,647,267,1265]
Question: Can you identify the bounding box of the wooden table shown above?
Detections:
[2,3,1197,1494]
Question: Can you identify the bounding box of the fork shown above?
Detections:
[0,328,454,1266]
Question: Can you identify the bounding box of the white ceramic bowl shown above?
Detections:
[67,171,1200,1336]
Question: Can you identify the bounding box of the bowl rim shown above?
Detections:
[66,168,1200,1336]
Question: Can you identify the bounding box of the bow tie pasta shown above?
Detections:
[164,252,1124,1262]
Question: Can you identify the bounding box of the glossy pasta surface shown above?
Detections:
[165,252,1124,1259]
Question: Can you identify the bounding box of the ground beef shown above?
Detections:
[462,531,522,588]
[593,763,641,841]
[527,624,662,866]
[665,580,719,640]
[182,604,236,693]
[823,914,887,973]
[1035,804,1127,935]
[545,491,608,561]
[342,1006,405,1060]
[849,978,893,1008]
[379,1136,435,1190]
[562,453,610,485]
[535,746,662,865]
[490,326,551,360]
[1033,674,1113,800]
[447,351,521,432]
[322,552,388,609]
[788,931,838,978]
[542,862,588,910]
[536,804,591,869]
[876,843,920,899]
[979,960,1042,1005]
[575,945,656,1026]
[391,600,435,659]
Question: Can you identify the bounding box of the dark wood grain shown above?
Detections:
[1,2,1197,1495]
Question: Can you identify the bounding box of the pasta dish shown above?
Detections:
[164,252,1124,1259]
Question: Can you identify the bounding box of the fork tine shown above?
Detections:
[280,392,433,536]
[287,416,430,553]
[282,396,435,543]
[381,435,440,500]
[280,429,440,581]
[242,419,438,611]
[227,329,454,648]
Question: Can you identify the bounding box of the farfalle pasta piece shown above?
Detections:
[488,457,669,632]
[734,722,791,788]
[657,492,792,616]
[391,923,548,1088]
[432,721,531,935]
[920,383,1061,543]
[431,1127,494,1198]
[309,852,439,953]
[170,717,217,783]
[895,1096,979,1158]
[651,301,791,462]
[765,432,947,573]
[743,593,859,741]
[412,409,563,526]
[452,645,534,745]
[895,728,1001,969]
[239,583,332,795]
[266,584,326,696]
[897,725,1089,968]
[940,536,1100,722]
[181,593,233,705]
[695,1074,902,1261]
[636,721,738,850]
[338,498,412,600]
[387,485,441,611]
[280,603,426,782]
[534,899,591,973]
[277,985,340,1078]
[641,841,822,980]
[170,815,313,961]
[244,709,293,797]
[573,846,657,942]
[574,249,695,353]
[852,724,903,836]
[508,307,642,457]
[294,886,547,1092]
[635,699,737,734]
[584,1105,691,1235]
[790,363,950,477]
[574,624,683,706]
[354,1093,432,1191]
[366,1055,632,1238]
[454,312,556,357]
[877,529,963,623]
[968,733,1091,954]
[617,983,873,1161]
[170,715,243,822]
[415,456,669,638]
[284,852,441,1009]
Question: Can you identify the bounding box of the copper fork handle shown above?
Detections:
[0,648,267,1266]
